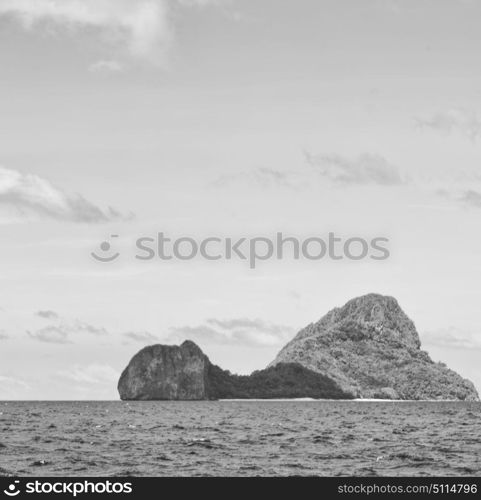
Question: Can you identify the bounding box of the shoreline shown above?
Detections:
[217,398,480,403]
[1,398,478,403]
[218,398,478,402]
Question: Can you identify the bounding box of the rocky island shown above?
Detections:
[118,340,352,400]
[118,294,479,401]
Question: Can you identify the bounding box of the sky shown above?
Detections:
[0,0,480,399]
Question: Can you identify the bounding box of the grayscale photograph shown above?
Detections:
[0,0,480,493]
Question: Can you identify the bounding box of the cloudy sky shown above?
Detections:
[0,0,480,399]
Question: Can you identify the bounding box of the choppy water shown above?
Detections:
[0,401,480,476]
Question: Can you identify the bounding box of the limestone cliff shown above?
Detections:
[118,340,209,400]
[270,294,479,401]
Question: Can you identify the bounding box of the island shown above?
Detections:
[118,293,479,401]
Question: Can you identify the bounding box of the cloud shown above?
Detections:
[212,153,405,191]
[0,0,171,65]
[0,375,31,398]
[89,59,124,73]
[27,325,72,344]
[168,317,295,347]
[251,168,295,188]
[36,310,59,320]
[206,317,289,335]
[0,330,8,340]
[0,0,222,67]
[123,330,159,343]
[415,109,481,142]
[57,363,119,384]
[177,0,224,5]
[459,190,481,208]
[422,327,481,350]
[305,152,405,186]
[28,316,109,343]
[212,167,299,189]
[72,320,109,336]
[31,311,158,345]
[0,166,129,223]
[436,188,481,209]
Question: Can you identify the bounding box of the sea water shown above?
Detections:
[1,400,480,476]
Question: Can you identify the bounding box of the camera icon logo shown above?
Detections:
[4,480,20,497]
[91,234,120,263]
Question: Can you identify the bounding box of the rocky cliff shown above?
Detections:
[118,293,479,401]
[270,294,479,401]
[118,340,209,400]
[118,340,352,400]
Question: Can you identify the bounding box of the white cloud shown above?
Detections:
[89,59,124,73]
[30,310,160,346]
[0,166,128,223]
[168,317,295,347]
[28,316,108,344]
[213,153,406,191]
[436,188,481,210]
[460,190,481,208]
[27,325,72,344]
[305,152,405,186]
[57,363,119,384]
[422,327,481,350]
[36,310,59,319]
[177,0,224,5]
[212,167,299,189]
[416,109,481,142]
[0,0,171,63]
[72,320,109,336]
[0,0,222,67]
[123,331,159,343]
[0,375,31,398]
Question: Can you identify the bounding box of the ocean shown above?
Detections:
[1,401,480,477]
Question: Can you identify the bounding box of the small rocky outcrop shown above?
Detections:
[118,341,209,400]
